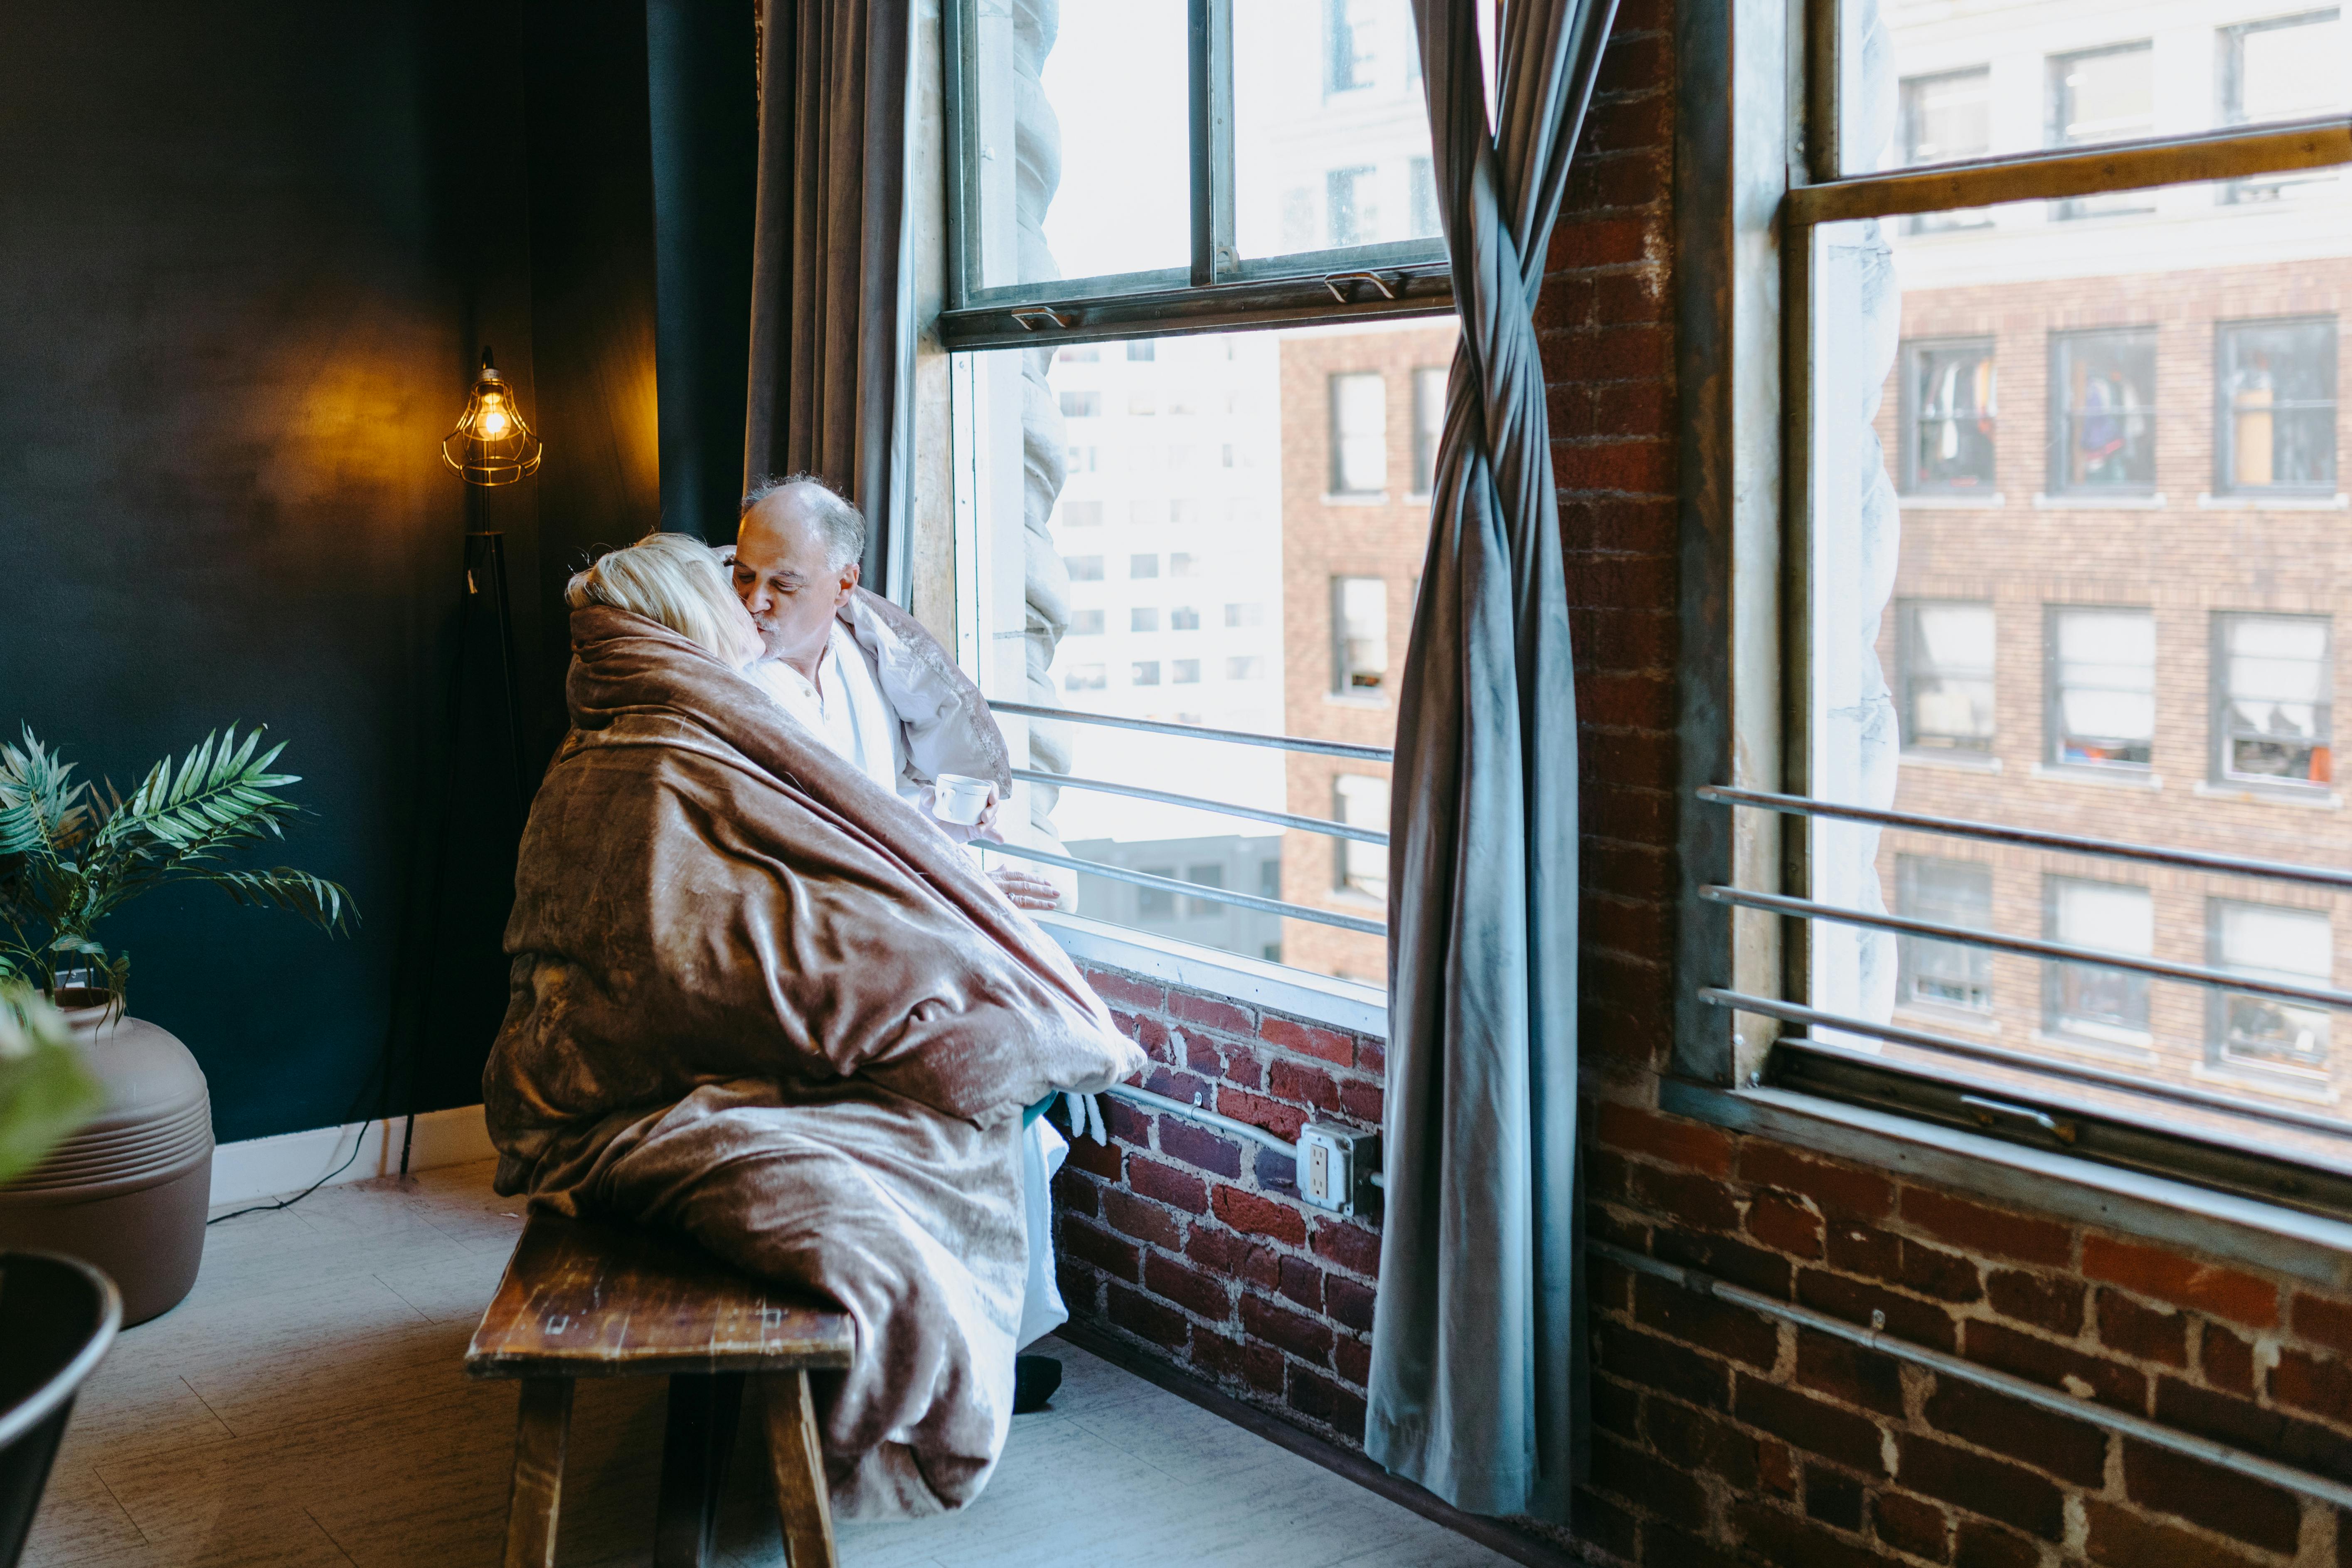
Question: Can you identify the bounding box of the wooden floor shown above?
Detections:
[23,1161,1509,1568]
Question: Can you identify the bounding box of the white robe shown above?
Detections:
[746,621,1071,1351]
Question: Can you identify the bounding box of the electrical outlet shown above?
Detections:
[1296,1122,1380,1218]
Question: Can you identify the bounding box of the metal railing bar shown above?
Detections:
[1699,988,2352,1142]
[988,700,1396,763]
[980,841,1389,935]
[1589,1239,2352,1514]
[1785,116,2352,226]
[1699,884,2352,1013]
[1105,1083,1296,1154]
[1698,785,2352,892]
[1009,767,1387,844]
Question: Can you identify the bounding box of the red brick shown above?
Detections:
[1323,1275,1374,1335]
[1335,1334,1371,1386]
[1142,1252,1231,1320]
[1633,1275,1778,1370]
[1125,1156,1209,1215]
[2096,1290,2188,1367]
[2297,1292,2352,1357]
[1653,1227,1795,1298]
[1873,1492,1951,1562]
[1592,1435,1707,1520]
[2272,1346,2352,1427]
[1741,1145,1895,1221]
[1053,1168,1100,1217]
[1797,1270,1959,1352]
[1155,1118,1242,1180]
[1310,1219,1382,1278]
[1556,438,1676,498]
[1064,1134,1122,1181]
[1060,1217,1140,1282]
[1962,1319,2145,1412]
[1257,1016,1353,1066]
[1594,1322,1731,1411]
[1211,1185,1308,1246]
[1729,1502,1879,1568]
[2123,1439,2300,1554]
[1106,1098,1154,1146]
[1894,1436,2062,1540]
[1100,1186,1184,1250]
[1214,1086,1308,1141]
[1647,1401,1760,1490]
[1795,1329,1905,1418]
[1734,1375,1889,1476]
[1596,1101,1735,1178]
[1288,1366,1367,1440]
[1276,1254,1324,1312]
[1547,215,1659,271]
[1337,1078,1383,1122]
[1577,671,1676,732]
[2081,1234,2279,1329]
[1747,1189,1825,1258]
[2084,1501,2265,1568]
[2155,1374,2352,1484]
[1985,1269,2084,1336]
[1802,1465,1864,1531]
[1108,1282,1188,1349]
[1086,971,1167,1013]
[2204,1323,2256,1395]
[1192,1326,1283,1395]
[1352,1036,1383,1073]
[1758,1439,1800,1499]
[1952,1521,2039,1568]
[1170,990,1255,1036]
[1266,1059,1341,1112]
[1240,1292,1333,1365]
[1182,1031,1223,1074]
[1185,1226,1280,1288]
[1825,1225,1982,1304]
[1900,1188,2072,1268]
[1628,1164,1739,1233]
[1135,1014,1173,1056]
[1922,1381,2106,1487]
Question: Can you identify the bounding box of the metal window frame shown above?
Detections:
[2205,894,2336,1078]
[2047,325,2160,497]
[2213,314,2342,496]
[2044,601,2157,772]
[1892,852,1995,1015]
[2211,609,2336,790]
[1895,337,1998,495]
[938,0,1452,352]
[1896,596,1997,753]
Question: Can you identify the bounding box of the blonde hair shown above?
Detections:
[566,532,746,660]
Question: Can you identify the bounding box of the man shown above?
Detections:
[728,475,1061,912]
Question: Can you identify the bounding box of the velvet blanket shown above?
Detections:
[483,606,1144,1518]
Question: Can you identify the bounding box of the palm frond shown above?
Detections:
[0,728,90,858]
[192,867,358,935]
[112,725,302,855]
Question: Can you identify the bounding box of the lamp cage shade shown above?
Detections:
[443,350,542,486]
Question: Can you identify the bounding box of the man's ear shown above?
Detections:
[838,562,862,603]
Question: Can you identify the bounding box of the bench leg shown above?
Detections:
[655,1372,745,1568]
[759,1371,837,1568]
[503,1377,573,1568]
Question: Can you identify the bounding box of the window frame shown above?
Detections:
[1897,337,1997,495]
[2047,327,2159,497]
[1895,598,1997,756]
[2213,315,2340,496]
[939,0,1453,352]
[2044,603,2157,774]
[2207,895,2335,1080]
[2211,610,2335,792]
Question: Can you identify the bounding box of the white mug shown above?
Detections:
[933,772,994,826]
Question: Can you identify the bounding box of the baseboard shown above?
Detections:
[207,1103,496,1207]
[1051,1319,1589,1568]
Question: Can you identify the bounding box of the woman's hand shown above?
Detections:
[989,867,1061,910]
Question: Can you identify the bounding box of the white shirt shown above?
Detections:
[745,623,912,803]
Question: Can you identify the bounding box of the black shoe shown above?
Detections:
[1013,1354,1063,1414]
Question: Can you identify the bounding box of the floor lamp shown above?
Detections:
[397,347,541,1175]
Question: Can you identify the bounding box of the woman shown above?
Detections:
[493,531,1141,1515]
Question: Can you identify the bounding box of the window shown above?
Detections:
[1332,577,1389,693]
[2045,878,2155,1049]
[1325,0,1377,93]
[1060,391,1100,418]
[1131,608,1160,633]
[1065,665,1107,692]
[1330,372,1387,493]
[1128,393,1155,416]
[1064,555,1105,582]
[2049,45,2153,219]
[1898,601,1995,754]
[1061,500,1103,528]
[1127,341,1156,362]
[1130,554,1160,578]
[1225,656,1265,680]
[2050,331,2156,493]
[1172,659,1201,684]
[1170,553,1200,577]
[1327,167,1377,248]
[2047,607,2155,769]
[1067,446,1099,473]
[1137,871,1177,918]
[2217,318,2338,493]
[1900,69,1991,234]
[1132,661,1161,686]
[1409,158,1438,239]
[1057,345,1099,364]
[2214,614,2332,787]
[1411,367,1445,493]
[1896,857,1992,1013]
[1332,776,1389,899]
[2224,11,2348,201]
[2210,901,2332,1073]
[1069,609,1105,636]
[1225,603,1265,628]
[1899,340,1995,493]
[1170,606,1201,631]
[1259,860,1281,898]
[1183,864,1225,918]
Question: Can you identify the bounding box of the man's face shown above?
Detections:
[732,495,858,664]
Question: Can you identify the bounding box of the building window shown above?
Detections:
[1325,0,1377,93]
[2044,877,2154,1048]
[1408,157,1438,239]
[1900,339,1996,493]
[1898,600,1995,753]
[1225,656,1265,680]
[1066,445,1099,473]
[1137,869,1177,918]
[1332,577,1389,693]
[1182,864,1224,919]
[1064,664,1107,692]
[1064,555,1105,582]
[1060,500,1102,528]
[1131,607,1160,633]
[2214,613,2333,787]
[1057,345,1099,364]
[1333,775,1389,899]
[1170,552,1200,577]
[1327,166,1378,248]
[1259,860,1281,898]
[2050,330,2156,493]
[1130,554,1160,578]
[1900,68,1992,233]
[1132,661,1161,686]
[2210,900,2332,1074]
[2047,607,2155,769]
[1059,391,1100,418]
[1172,659,1201,684]
[2217,318,2338,493]
[1897,857,1993,1013]
[1330,372,1387,494]
[1225,602,1265,628]
[1170,606,1201,631]
[1069,609,1104,636]
[1411,367,1445,493]
[2048,44,2154,219]
[1126,340,1155,362]
[2223,11,2347,200]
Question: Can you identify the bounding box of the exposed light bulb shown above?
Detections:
[442,348,542,486]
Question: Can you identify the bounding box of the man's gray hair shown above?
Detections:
[741,473,867,573]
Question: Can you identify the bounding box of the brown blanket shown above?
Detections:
[484,605,1144,1517]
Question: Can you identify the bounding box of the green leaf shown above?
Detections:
[0,982,104,1186]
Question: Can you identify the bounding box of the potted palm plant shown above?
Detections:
[0,725,353,1323]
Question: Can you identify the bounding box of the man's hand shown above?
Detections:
[988,867,1061,910]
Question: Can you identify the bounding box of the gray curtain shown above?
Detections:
[744,0,914,591]
[1367,0,1617,1524]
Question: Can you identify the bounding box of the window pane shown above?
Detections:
[2046,877,2155,1046]
[2051,331,2157,492]
[1901,339,1997,492]
[1233,0,1438,263]
[1329,372,1388,492]
[966,0,1191,288]
[2217,614,2333,784]
[2219,318,2339,491]
[956,320,1446,980]
[2212,899,2333,1073]
[1900,600,1995,751]
[2050,607,2156,767]
[1898,857,1994,1011]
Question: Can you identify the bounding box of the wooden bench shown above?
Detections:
[465,1211,856,1568]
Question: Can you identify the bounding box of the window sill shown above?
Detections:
[2196,492,2350,512]
[2028,763,2162,791]
[1323,692,1391,709]
[1657,1078,2352,1290]
[1894,1005,2000,1037]
[1899,492,2005,511]
[2030,492,2167,511]
[2192,780,2343,810]
[2190,1059,2339,1106]
[2027,1026,2157,1068]
[1320,492,1391,507]
[1036,910,1388,1038]
[1900,749,2002,774]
